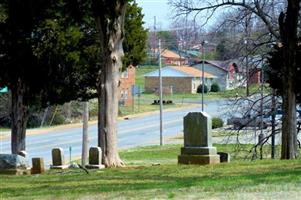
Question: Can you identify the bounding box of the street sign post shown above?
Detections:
[131,85,142,113]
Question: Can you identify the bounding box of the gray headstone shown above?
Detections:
[178,112,220,165]
[0,154,29,169]
[184,112,212,147]
[89,147,102,165]
[52,148,65,166]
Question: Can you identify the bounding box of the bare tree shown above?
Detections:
[171,18,203,49]
[170,0,300,159]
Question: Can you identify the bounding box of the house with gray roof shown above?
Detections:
[192,60,244,90]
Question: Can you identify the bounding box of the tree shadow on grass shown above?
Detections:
[1,165,300,198]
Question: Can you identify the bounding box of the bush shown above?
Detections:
[210,83,220,92]
[0,116,11,128]
[51,113,66,125]
[197,84,208,93]
[27,114,41,128]
[212,117,223,129]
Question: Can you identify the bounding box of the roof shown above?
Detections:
[170,66,216,78]
[186,50,201,58]
[161,49,185,60]
[177,50,201,58]
[192,55,265,73]
[144,66,216,78]
[232,55,265,70]
[192,60,238,72]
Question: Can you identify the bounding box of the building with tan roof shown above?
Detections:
[144,66,216,94]
[161,49,187,66]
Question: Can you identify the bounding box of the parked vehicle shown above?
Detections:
[227,115,268,130]
[262,109,283,126]
[263,109,301,125]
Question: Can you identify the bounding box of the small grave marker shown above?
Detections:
[31,157,45,174]
[85,147,105,169]
[50,148,68,169]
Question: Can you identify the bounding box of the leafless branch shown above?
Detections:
[169,0,280,38]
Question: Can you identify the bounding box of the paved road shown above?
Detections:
[0,100,229,167]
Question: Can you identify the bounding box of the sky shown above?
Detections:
[136,0,218,31]
[136,0,172,30]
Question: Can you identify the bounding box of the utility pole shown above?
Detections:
[271,89,276,159]
[153,16,157,64]
[81,101,89,166]
[154,16,156,34]
[259,65,264,159]
[159,39,163,146]
[245,39,250,97]
[184,0,188,64]
[244,12,251,97]
[40,104,49,127]
[201,40,206,112]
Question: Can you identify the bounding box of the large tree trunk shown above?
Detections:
[98,50,124,167]
[279,0,300,159]
[282,87,298,159]
[10,78,28,154]
[94,0,127,167]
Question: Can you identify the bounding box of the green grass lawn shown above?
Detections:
[1,144,301,200]
[135,65,158,88]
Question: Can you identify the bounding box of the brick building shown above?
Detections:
[144,66,216,94]
[119,65,135,106]
[248,68,261,85]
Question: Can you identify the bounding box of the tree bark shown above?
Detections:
[10,78,28,154]
[94,0,127,167]
[281,86,298,159]
[279,0,300,159]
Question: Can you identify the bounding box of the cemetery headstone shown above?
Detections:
[217,152,230,163]
[85,147,105,169]
[50,148,68,169]
[31,157,45,174]
[178,112,220,165]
